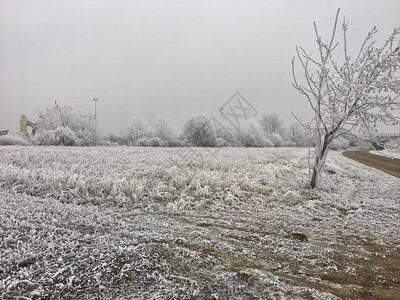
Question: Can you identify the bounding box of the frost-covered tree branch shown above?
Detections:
[292,8,400,188]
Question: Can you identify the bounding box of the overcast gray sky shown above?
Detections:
[1,0,400,134]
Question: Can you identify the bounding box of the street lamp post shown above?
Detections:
[93,98,98,119]
[219,107,224,122]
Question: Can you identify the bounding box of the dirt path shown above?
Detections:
[343,150,400,178]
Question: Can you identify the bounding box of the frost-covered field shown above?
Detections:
[1,146,399,299]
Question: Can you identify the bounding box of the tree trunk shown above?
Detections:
[310,166,319,189]
[310,134,331,188]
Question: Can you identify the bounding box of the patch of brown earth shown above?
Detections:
[277,241,400,300]
[343,150,400,178]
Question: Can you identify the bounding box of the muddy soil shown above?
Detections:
[343,150,400,178]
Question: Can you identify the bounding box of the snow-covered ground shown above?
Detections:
[0,146,399,299]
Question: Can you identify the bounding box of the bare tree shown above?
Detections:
[123,119,148,145]
[259,113,285,135]
[292,8,400,188]
[152,114,177,145]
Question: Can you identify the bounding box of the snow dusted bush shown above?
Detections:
[147,137,168,147]
[213,123,239,147]
[264,138,274,148]
[267,133,285,147]
[101,140,120,146]
[137,137,150,146]
[32,130,56,145]
[136,137,168,147]
[75,120,98,146]
[389,138,400,149]
[35,105,99,146]
[344,134,360,148]
[285,123,311,147]
[183,114,217,147]
[33,127,77,146]
[330,136,351,150]
[215,137,230,147]
[237,120,272,147]
[102,132,125,145]
[0,134,31,146]
[54,127,77,146]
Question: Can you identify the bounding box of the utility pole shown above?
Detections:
[219,107,224,122]
[93,98,98,119]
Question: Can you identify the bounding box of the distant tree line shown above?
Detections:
[107,112,359,150]
[0,104,365,149]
